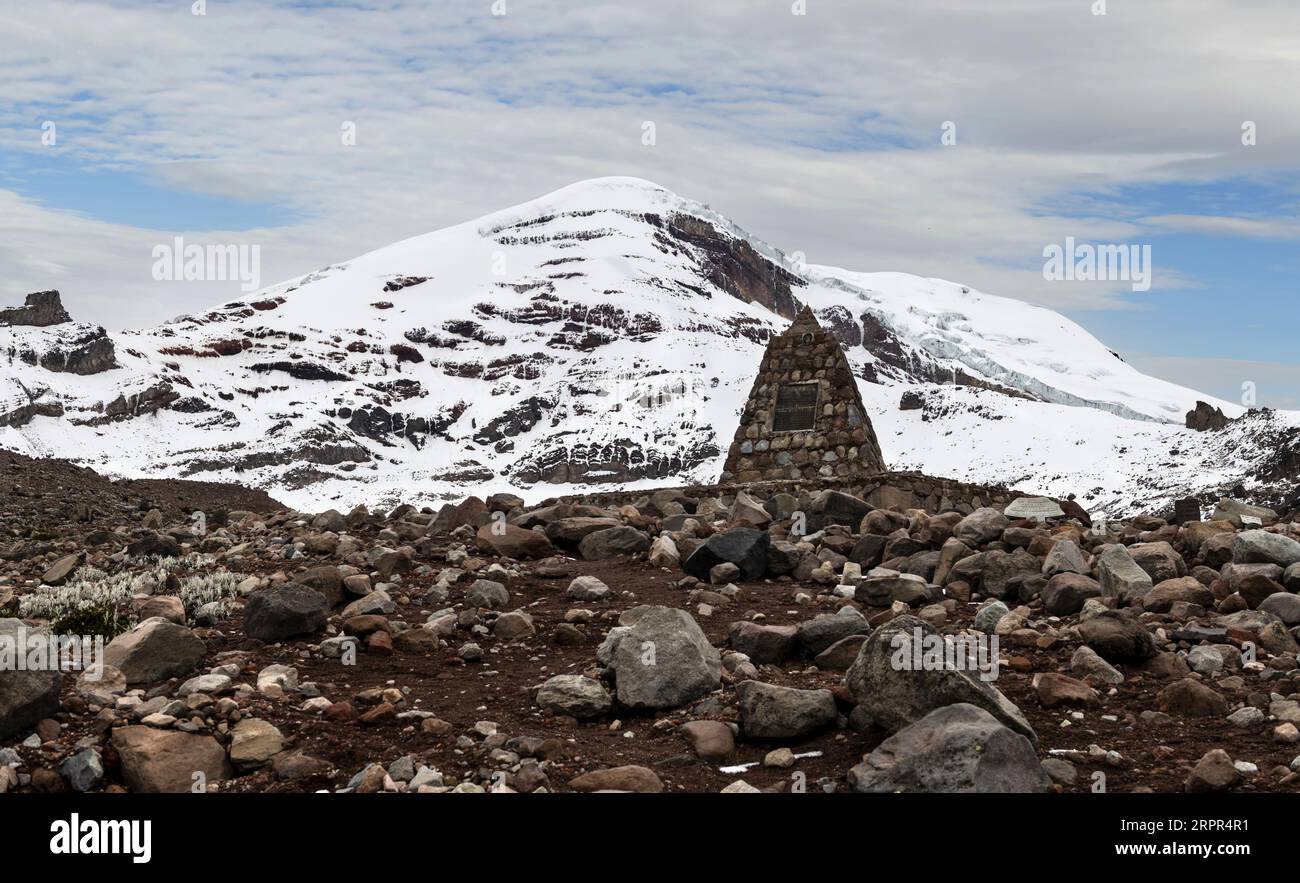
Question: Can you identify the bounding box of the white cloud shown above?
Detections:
[0,0,1297,333]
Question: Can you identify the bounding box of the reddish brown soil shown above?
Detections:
[33,551,1291,794]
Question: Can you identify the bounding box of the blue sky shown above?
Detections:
[2,0,1297,407]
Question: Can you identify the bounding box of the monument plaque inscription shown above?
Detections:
[1003,496,1065,522]
[773,383,818,432]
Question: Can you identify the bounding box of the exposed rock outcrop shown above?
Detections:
[0,291,71,327]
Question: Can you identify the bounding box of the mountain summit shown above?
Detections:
[1,177,1295,513]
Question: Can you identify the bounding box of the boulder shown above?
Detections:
[728,491,772,528]
[807,490,872,531]
[813,634,868,672]
[566,575,611,602]
[1141,576,1214,613]
[568,765,663,793]
[111,726,231,793]
[475,523,555,559]
[795,607,869,656]
[607,607,721,710]
[1042,572,1103,616]
[60,747,104,792]
[679,720,735,760]
[1069,645,1124,684]
[578,526,651,560]
[493,610,535,640]
[735,680,837,740]
[1233,530,1300,568]
[1041,539,1088,577]
[104,617,206,685]
[1217,609,1299,655]
[243,584,328,644]
[980,549,1040,600]
[1077,610,1156,663]
[648,535,680,569]
[682,528,770,581]
[295,565,346,606]
[544,517,622,544]
[953,508,1009,546]
[536,674,612,720]
[229,718,284,770]
[1157,678,1228,717]
[1185,748,1239,793]
[845,616,1036,743]
[1258,592,1300,626]
[1129,541,1186,583]
[1034,672,1099,708]
[858,573,928,607]
[848,703,1050,794]
[727,621,798,664]
[973,601,1009,635]
[0,619,63,739]
[1211,499,1277,528]
[849,534,889,570]
[1096,544,1154,602]
[41,553,82,586]
[464,579,509,610]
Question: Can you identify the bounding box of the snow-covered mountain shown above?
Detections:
[2,177,1296,514]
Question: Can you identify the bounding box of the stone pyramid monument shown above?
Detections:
[721,305,886,483]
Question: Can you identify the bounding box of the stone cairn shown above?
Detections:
[721,305,885,483]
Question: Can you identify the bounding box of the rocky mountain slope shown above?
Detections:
[1,177,1296,515]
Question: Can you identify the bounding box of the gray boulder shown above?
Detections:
[464,579,509,610]
[1259,592,1300,626]
[795,607,870,657]
[981,549,1040,599]
[727,621,798,664]
[1096,545,1153,603]
[973,601,1009,635]
[1129,541,1186,583]
[1233,530,1300,568]
[0,619,62,739]
[858,573,928,607]
[565,575,610,602]
[61,747,104,792]
[104,617,206,685]
[578,526,651,560]
[953,508,1009,546]
[845,616,1036,743]
[1042,539,1088,577]
[848,703,1051,793]
[735,680,837,740]
[243,585,328,644]
[1042,572,1103,615]
[536,674,612,720]
[608,607,721,710]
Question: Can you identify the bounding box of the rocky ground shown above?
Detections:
[2,454,1300,794]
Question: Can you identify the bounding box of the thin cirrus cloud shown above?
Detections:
[0,0,1297,405]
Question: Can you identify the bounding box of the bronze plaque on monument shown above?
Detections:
[1174,497,1201,524]
[773,383,818,432]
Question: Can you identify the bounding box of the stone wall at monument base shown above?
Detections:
[549,470,1060,519]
